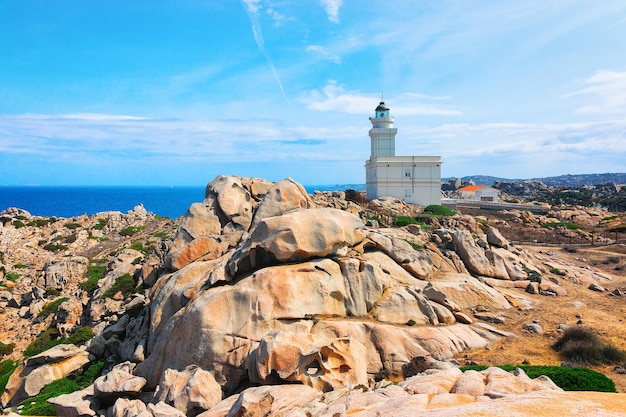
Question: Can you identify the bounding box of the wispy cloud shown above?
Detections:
[241,0,290,104]
[305,45,341,64]
[320,0,342,23]
[300,81,461,116]
[561,70,626,114]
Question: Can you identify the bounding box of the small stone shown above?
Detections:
[577,319,584,325]
[611,288,623,296]
[523,322,543,334]
[588,283,605,292]
[522,358,530,365]
[575,313,583,319]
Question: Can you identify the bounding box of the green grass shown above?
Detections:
[14,263,28,269]
[151,231,170,239]
[19,360,104,416]
[12,220,25,228]
[38,297,69,318]
[79,263,106,294]
[541,222,584,230]
[5,272,21,282]
[102,273,136,299]
[460,365,616,392]
[550,267,566,276]
[42,243,68,253]
[0,360,19,393]
[423,204,457,216]
[393,216,421,227]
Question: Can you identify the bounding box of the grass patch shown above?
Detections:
[404,240,424,251]
[423,204,457,216]
[523,266,542,282]
[0,359,19,393]
[119,225,145,236]
[44,288,61,297]
[542,222,584,230]
[102,273,136,299]
[460,364,616,392]
[553,326,626,366]
[38,297,69,318]
[14,263,28,269]
[5,272,21,282]
[151,231,170,239]
[549,267,566,276]
[64,222,81,230]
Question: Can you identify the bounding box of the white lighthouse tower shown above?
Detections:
[365,101,442,206]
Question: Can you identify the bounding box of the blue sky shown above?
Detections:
[1,1,626,186]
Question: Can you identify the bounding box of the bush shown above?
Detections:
[553,326,626,365]
[38,297,69,318]
[44,288,61,297]
[66,326,95,346]
[119,225,145,236]
[0,341,15,356]
[93,218,108,230]
[423,205,457,216]
[79,263,106,293]
[12,220,25,228]
[24,325,95,358]
[14,263,28,269]
[5,272,21,282]
[102,273,136,299]
[393,216,419,227]
[42,243,68,253]
[549,267,566,276]
[0,360,19,393]
[460,365,616,392]
[64,222,81,230]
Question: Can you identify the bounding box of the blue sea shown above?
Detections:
[0,184,364,219]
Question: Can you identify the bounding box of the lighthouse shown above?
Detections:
[365,101,442,206]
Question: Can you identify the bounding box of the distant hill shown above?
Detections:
[443,173,626,187]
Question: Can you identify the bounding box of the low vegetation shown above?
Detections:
[5,272,21,282]
[119,225,145,236]
[79,261,107,294]
[460,364,617,392]
[0,341,15,356]
[20,360,105,416]
[38,297,69,318]
[541,221,584,230]
[93,218,108,230]
[0,360,19,393]
[422,204,457,216]
[102,273,136,299]
[24,326,95,358]
[552,326,626,366]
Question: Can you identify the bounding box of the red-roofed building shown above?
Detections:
[458,185,500,201]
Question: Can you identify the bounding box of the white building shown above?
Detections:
[365,101,442,206]
[457,185,500,201]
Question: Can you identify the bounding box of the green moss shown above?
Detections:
[38,297,69,318]
[459,365,616,392]
[102,273,136,299]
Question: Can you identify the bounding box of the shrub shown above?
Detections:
[523,266,542,282]
[66,326,95,346]
[604,256,620,264]
[5,272,20,282]
[79,263,106,294]
[129,241,146,253]
[43,243,68,253]
[393,216,419,227]
[64,222,81,230]
[14,263,28,269]
[119,225,145,236]
[102,273,136,299]
[563,246,578,253]
[24,327,60,357]
[44,288,61,297]
[406,319,417,326]
[12,220,25,228]
[38,297,69,318]
[549,267,566,276]
[28,218,52,227]
[423,205,457,216]
[0,341,15,356]
[20,377,79,415]
[151,231,169,239]
[460,365,616,392]
[64,233,78,244]
[93,218,108,230]
[0,360,19,393]
[553,326,626,365]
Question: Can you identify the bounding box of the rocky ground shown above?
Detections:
[1,176,626,416]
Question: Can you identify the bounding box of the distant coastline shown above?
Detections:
[0,184,366,219]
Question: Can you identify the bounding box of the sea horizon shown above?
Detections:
[0,184,366,219]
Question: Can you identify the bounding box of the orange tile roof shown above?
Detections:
[458,185,486,192]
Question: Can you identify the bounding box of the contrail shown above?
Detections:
[241,0,290,105]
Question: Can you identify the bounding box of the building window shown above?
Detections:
[404,168,411,178]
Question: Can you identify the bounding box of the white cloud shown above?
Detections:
[300,81,461,116]
[320,0,342,23]
[305,45,341,64]
[562,70,626,114]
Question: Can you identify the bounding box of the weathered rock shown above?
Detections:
[152,365,222,416]
[93,366,147,398]
[227,208,367,276]
[148,401,186,417]
[38,256,89,289]
[109,397,149,417]
[248,178,314,231]
[449,230,494,277]
[451,369,486,396]
[206,175,255,231]
[48,385,99,417]
[246,331,368,392]
[400,367,463,395]
[424,274,511,311]
[486,228,509,249]
[166,237,229,271]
